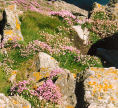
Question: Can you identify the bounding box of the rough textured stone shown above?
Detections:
[4,4,23,42]
[53,1,88,17]
[92,2,118,20]
[106,3,118,19]
[35,52,59,78]
[35,52,77,107]
[77,67,118,108]
[55,69,77,108]
[0,93,31,108]
[8,70,17,84]
[72,25,89,45]
[93,2,106,12]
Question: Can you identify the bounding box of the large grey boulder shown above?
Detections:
[0,93,31,108]
[55,69,77,108]
[35,52,59,78]
[76,67,118,108]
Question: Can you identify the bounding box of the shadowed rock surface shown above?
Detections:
[88,32,118,67]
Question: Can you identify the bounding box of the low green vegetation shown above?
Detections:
[20,12,68,43]
[4,11,103,75]
[0,67,11,95]
[92,11,108,20]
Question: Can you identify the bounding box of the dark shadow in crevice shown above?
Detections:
[87,32,118,67]
[75,72,89,108]
[0,10,7,43]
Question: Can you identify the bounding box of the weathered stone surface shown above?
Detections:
[35,52,59,78]
[92,2,118,20]
[77,67,118,108]
[0,93,31,108]
[34,52,77,107]
[106,3,118,19]
[93,2,106,12]
[96,48,118,67]
[55,69,77,108]
[4,4,23,42]
[72,25,89,45]
[53,1,88,17]
[8,70,17,84]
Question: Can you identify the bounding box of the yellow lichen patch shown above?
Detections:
[90,67,98,72]
[89,75,94,79]
[98,68,105,72]
[40,67,48,72]
[66,105,74,108]
[114,77,118,80]
[98,96,102,100]
[103,83,108,91]
[72,73,76,78]
[43,72,50,78]
[4,30,13,35]
[23,105,30,108]
[8,37,13,41]
[8,5,15,11]
[108,84,113,89]
[97,4,101,8]
[110,97,115,101]
[88,81,96,86]
[50,57,54,60]
[33,72,42,81]
[12,100,18,104]
[97,74,101,78]
[97,84,103,92]
[16,18,20,30]
[105,68,118,75]
[93,89,96,95]
[19,37,22,40]
[11,70,17,75]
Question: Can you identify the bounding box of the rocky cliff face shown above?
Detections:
[76,67,118,108]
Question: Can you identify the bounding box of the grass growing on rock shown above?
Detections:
[0,67,11,95]
[20,11,69,43]
[4,11,103,75]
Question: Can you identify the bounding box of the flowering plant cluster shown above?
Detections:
[10,68,63,107]
[20,40,53,57]
[4,39,101,71]
[86,19,118,38]
[36,79,61,103]
[60,45,80,55]
[13,0,40,12]
[50,11,79,25]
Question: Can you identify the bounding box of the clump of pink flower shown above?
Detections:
[10,80,30,94]
[50,11,79,25]
[60,45,80,54]
[20,40,53,57]
[13,0,40,12]
[10,68,62,104]
[50,11,76,19]
[50,68,64,79]
[36,79,61,103]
